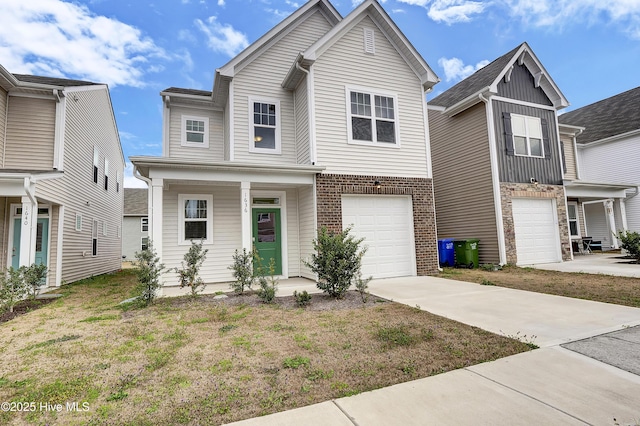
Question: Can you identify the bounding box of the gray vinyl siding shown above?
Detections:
[294,78,310,164]
[298,185,315,279]
[493,100,563,185]
[47,206,59,287]
[168,105,224,161]
[496,63,553,106]
[578,133,640,232]
[429,103,500,263]
[36,87,123,284]
[0,88,6,162]
[232,10,332,165]
[583,202,613,249]
[122,216,147,260]
[5,96,55,169]
[561,135,577,180]
[162,185,242,284]
[313,17,429,178]
[224,97,230,161]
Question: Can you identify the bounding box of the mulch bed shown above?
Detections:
[0,298,56,324]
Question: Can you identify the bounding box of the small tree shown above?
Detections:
[134,241,165,306]
[0,267,29,313]
[617,230,640,263]
[303,226,367,299]
[354,271,372,303]
[255,256,278,303]
[22,263,48,300]
[175,240,209,297]
[228,248,254,295]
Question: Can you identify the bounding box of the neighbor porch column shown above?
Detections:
[605,199,618,249]
[19,196,36,267]
[241,181,252,253]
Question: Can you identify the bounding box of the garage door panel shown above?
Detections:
[341,195,415,279]
[512,198,561,265]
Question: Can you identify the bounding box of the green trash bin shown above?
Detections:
[454,239,479,269]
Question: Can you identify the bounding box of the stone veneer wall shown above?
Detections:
[500,183,571,264]
[315,174,439,275]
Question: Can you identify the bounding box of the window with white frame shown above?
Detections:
[93,147,99,184]
[104,158,109,190]
[141,237,149,251]
[116,170,121,193]
[347,88,398,145]
[141,217,149,232]
[567,202,580,237]
[75,213,82,232]
[250,98,281,154]
[511,114,544,157]
[178,194,213,244]
[92,219,98,256]
[181,115,209,148]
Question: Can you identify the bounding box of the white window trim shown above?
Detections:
[116,170,121,193]
[345,86,400,148]
[512,113,544,158]
[75,213,82,232]
[92,219,98,257]
[178,194,214,245]
[93,147,99,184]
[104,158,109,191]
[181,115,210,148]
[141,236,149,251]
[102,221,107,236]
[248,97,282,155]
[141,217,149,232]
[568,201,581,238]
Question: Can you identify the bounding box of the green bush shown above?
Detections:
[293,290,312,307]
[22,263,48,300]
[228,249,254,295]
[303,227,367,299]
[0,267,29,313]
[354,272,372,303]
[255,257,278,304]
[134,241,165,306]
[175,240,209,297]
[617,230,640,262]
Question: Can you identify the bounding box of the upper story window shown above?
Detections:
[93,147,99,184]
[141,217,149,232]
[511,114,543,157]
[178,194,213,245]
[249,98,281,154]
[181,115,209,148]
[104,158,109,190]
[116,171,121,193]
[346,87,399,146]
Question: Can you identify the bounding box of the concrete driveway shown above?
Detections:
[529,252,640,278]
[228,275,640,426]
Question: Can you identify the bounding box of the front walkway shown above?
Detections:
[528,252,640,278]
[161,277,320,298]
[227,275,640,426]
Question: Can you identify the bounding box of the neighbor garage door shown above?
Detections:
[512,198,561,265]
[341,195,415,279]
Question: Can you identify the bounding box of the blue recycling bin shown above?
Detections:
[438,238,455,267]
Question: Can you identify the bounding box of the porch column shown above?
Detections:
[151,177,163,270]
[605,199,618,249]
[241,182,252,253]
[618,199,628,232]
[19,196,36,267]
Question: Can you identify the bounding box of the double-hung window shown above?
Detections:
[250,98,281,154]
[567,202,580,237]
[104,159,109,190]
[141,217,149,232]
[181,115,209,148]
[141,237,149,251]
[347,88,399,146]
[511,114,544,157]
[178,194,213,245]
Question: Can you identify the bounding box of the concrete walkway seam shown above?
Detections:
[332,400,360,426]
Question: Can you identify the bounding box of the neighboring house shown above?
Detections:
[0,64,124,288]
[131,0,440,287]
[122,188,148,260]
[428,42,572,266]
[558,86,640,250]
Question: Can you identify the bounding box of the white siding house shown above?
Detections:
[0,65,124,287]
[131,0,441,290]
[122,188,148,260]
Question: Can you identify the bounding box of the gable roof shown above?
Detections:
[430,42,568,114]
[212,0,342,106]
[282,0,438,91]
[558,86,640,144]
[14,74,98,87]
[124,188,148,215]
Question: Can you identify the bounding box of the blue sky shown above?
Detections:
[1,0,639,187]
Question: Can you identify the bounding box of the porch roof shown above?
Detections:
[564,180,638,199]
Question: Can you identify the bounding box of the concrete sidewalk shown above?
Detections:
[227,275,640,426]
[529,252,640,278]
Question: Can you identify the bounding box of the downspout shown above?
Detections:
[478,93,507,265]
[2,91,9,168]
[295,61,316,165]
[23,177,36,204]
[573,128,583,180]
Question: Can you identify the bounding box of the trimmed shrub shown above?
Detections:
[617,230,640,263]
[175,240,209,297]
[228,248,254,295]
[0,267,29,313]
[134,241,165,306]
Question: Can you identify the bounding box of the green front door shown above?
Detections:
[12,218,49,270]
[252,208,282,275]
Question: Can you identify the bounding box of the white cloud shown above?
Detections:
[397,0,485,24]
[504,0,640,39]
[194,16,249,57]
[0,0,165,87]
[123,162,148,188]
[217,0,225,5]
[438,57,489,82]
[392,9,407,13]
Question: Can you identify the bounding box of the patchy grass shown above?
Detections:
[440,265,640,308]
[0,270,530,425]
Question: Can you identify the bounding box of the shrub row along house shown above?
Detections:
[0,65,124,288]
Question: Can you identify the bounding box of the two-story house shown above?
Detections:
[559,87,640,251]
[131,0,440,287]
[122,188,149,260]
[428,43,572,266]
[0,64,124,288]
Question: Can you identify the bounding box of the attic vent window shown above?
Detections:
[364,28,375,54]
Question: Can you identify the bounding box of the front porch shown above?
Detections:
[161,277,320,298]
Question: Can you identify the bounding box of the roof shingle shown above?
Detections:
[13,74,99,87]
[124,188,148,215]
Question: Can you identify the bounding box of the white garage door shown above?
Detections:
[341,195,415,279]
[512,198,561,265]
